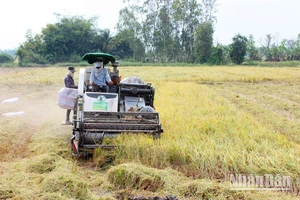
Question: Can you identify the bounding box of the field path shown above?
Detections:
[0,85,68,126]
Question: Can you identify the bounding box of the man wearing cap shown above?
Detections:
[90,61,113,92]
[62,67,78,125]
[64,67,78,89]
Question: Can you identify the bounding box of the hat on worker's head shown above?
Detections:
[68,67,76,73]
[94,61,102,68]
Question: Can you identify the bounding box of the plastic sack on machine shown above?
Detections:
[57,87,78,110]
[120,76,145,85]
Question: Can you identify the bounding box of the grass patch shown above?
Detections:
[0,118,33,161]
[243,60,300,67]
[41,171,89,199]
[26,153,59,174]
[107,163,167,192]
[106,163,297,199]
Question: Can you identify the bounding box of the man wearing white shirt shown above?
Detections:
[90,61,113,92]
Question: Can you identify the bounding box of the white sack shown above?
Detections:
[2,111,25,117]
[1,97,19,104]
[57,87,78,110]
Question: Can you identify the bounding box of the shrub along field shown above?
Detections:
[0,66,299,199]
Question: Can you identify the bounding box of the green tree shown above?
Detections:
[117,7,145,61]
[95,29,113,53]
[285,39,295,61]
[153,5,174,61]
[201,0,218,23]
[110,36,133,59]
[247,34,260,61]
[261,34,273,61]
[230,34,248,64]
[42,14,98,62]
[208,44,225,65]
[15,30,47,65]
[0,53,13,63]
[175,0,202,62]
[118,0,218,62]
[277,40,288,61]
[172,31,182,62]
[15,46,27,66]
[194,22,214,63]
[18,15,99,64]
[293,34,300,60]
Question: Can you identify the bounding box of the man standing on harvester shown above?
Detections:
[90,61,113,92]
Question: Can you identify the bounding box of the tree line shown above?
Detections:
[1,0,300,65]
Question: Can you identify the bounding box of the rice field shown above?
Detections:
[0,66,299,199]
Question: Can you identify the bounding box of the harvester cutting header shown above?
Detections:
[59,53,163,157]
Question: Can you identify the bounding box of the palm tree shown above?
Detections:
[99,29,113,53]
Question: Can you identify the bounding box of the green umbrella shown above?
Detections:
[82,53,116,65]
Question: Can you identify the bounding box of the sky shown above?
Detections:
[1,0,300,50]
[214,0,300,46]
[0,0,126,50]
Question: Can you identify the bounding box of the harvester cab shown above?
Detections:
[71,53,163,157]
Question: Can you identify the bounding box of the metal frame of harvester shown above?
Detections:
[70,53,163,156]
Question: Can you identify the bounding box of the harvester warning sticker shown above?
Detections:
[93,102,108,110]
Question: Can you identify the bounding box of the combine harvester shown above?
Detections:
[70,53,163,157]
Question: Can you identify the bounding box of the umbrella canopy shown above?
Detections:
[82,53,116,65]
